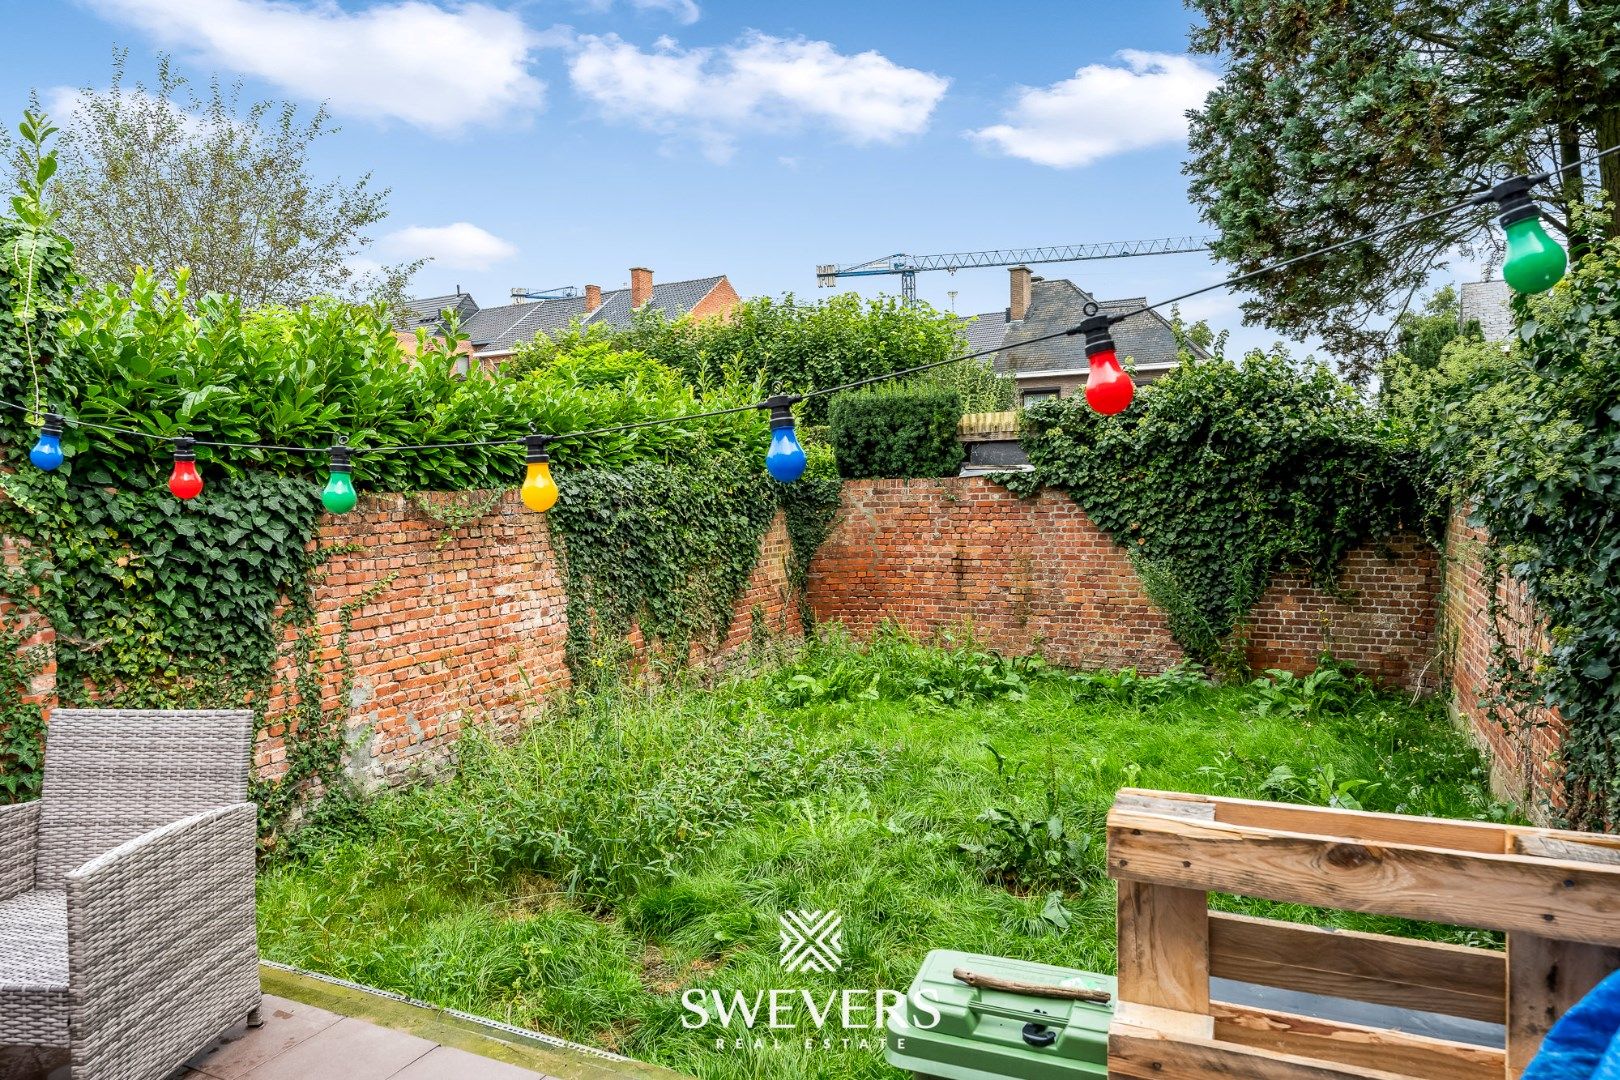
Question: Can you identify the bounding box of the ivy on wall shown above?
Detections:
[548,453,780,687]
[1388,230,1620,830]
[0,114,857,812]
[1003,351,1426,667]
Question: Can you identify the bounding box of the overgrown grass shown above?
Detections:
[258,627,1511,1079]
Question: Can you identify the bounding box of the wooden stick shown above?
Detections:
[952,967,1113,1003]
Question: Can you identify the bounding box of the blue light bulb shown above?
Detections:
[29,413,64,471]
[766,424,807,483]
[762,395,807,483]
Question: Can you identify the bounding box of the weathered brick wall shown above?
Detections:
[1,537,55,714]
[257,492,798,787]
[807,478,1439,688]
[1441,510,1564,807]
[1245,534,1440,691]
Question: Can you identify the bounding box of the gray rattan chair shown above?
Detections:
[0,709,260,1078]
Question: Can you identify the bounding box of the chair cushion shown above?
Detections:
[0,889,69,1045]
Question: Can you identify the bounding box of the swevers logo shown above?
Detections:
[778,910,842,973]
[681,907,941,1053]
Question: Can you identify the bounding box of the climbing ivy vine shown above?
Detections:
[1003,350,1426,669]
[1388,230,1620,829]
[548,452,781,688]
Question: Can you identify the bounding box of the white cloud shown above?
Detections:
[567,31,949,160]
[575,0,701,24]
[970,50,1218,168]
[628,0,700,23]
[377,223,518,269]
[82,0,546,134]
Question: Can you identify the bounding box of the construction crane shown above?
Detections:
[816,236,1218,305]
[509,285,580,302]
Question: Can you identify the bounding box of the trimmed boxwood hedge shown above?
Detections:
[827,385,964,479]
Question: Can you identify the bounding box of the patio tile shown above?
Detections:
[185,994,344,1078]
[237,1016,436,1080]
[389,1046,551,1079]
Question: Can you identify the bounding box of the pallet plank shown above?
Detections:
[1505,933,1620,1078]
[1210,1002,1503,1080]
[1207,913,1504,1024]
[1108,810,1620,947]
[1117,880,1210,1014]
[1110,1026,1412,1080]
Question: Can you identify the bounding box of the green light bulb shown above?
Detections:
[322,469,357,514]
[1502,214,1567,295]
[322,440,357,514]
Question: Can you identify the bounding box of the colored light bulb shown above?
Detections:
[763,395,807,483]
[522,435,559,512]
[168,438,203,500]
[29,413,64,471]
[322,441,357,514]
[1501,214,1567,295]
[1085,349,1135,415]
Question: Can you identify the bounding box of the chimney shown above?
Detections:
[584,284,602,313]
[1009,265,1032,321]
[630,267,653,309]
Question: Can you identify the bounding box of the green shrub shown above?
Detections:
[524,293,967,425]
[827,384,964,479]
[1391,232,1620,828]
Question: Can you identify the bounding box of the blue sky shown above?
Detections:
[0,1,1459,354]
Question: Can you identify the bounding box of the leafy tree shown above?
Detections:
[3,54,413,306]
[514,293,966,424]
[1390,285,1484,377]
[1185,0,1620,378]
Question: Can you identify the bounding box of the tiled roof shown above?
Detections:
[958,279,1201,376]
[960,311,1012,358]
[404,276,728,355]
[400,292,478,333]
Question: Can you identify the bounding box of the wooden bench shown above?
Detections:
[1106,789,1620,1079]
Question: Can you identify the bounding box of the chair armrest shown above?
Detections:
[0,799,40,902]
[65,803,260,1080]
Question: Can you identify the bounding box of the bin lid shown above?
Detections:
[886,950,1114,1080]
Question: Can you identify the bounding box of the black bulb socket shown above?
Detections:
[1078,313,1118,358]
[40,412,63,437]
[763,394,801,430]
[1489,176,1542,227]
[172,437,196,462]
[328,442,352,475]
[525,434,551,464]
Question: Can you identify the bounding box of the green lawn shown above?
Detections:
[257,628,1511,1080]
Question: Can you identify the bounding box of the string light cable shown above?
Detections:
[6,142,1615,504]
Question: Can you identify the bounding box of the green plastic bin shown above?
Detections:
[884,950,1114,1079]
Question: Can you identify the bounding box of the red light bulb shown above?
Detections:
[168,438,203,500]
[1085,349,1135,415]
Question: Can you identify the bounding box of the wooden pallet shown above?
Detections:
[1105,789,1620,1079]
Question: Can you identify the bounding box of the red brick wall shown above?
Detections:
[808,478,1439,688]
[1,536,55,715]
[256,492,797,787]
[1245,534,1439,690]
[1441,510,1564,808]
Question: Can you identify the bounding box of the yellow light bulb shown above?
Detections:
[522,459,558,512]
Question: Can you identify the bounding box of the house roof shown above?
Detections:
[403,275,728,355]
[958,278,1202,376]
[400,292,478,333]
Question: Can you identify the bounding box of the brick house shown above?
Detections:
[401,267,740,369]
[959,266,1205,406]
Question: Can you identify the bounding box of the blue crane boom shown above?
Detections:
[816,235,1217,304]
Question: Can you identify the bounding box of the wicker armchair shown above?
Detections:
[0,709,261,1078]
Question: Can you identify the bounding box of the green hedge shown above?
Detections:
[827,385,964,479]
